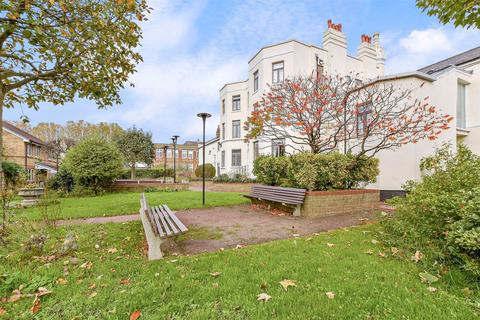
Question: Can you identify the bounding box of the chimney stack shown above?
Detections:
[322,19,348,74]
[373,32,385,75]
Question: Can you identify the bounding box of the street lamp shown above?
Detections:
[171,135,179,183]
[163,145,168,183]
[197,112,211,206]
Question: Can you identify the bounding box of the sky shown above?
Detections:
[5,0,480,143]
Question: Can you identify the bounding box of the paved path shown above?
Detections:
[56,204,378,255]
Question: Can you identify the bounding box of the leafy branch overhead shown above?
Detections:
[244,73,452,158]
[0,0,151,109]
[416,0,480,29]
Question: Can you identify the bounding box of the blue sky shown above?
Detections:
[5,0,480,143]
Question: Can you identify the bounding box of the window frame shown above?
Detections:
[253,141,259,160]
[222,99,225,114]
[272,61,284,84]
[221,150,225,168]
[232,120,241,139]
[181,150,188,159]
[232,95,241,112]
[221,123,225,140]
[156,148,163,158]
[231,149,242,167]
[457,82,467,128]
[271,139,285,157]
[356,102,373,136]
[253,70,259,92]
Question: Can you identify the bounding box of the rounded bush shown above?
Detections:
[195,163,216,178]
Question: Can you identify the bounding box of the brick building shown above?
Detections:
[153,141,198,175]
[2,121,57,182]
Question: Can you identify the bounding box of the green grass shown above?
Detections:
[18,191,249,221]
[0,223,478,319]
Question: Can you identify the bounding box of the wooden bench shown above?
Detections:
[139,193,188,260]
[245,185,307,216]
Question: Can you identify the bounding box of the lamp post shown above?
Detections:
[197,112,211,206]
[163,145,168,183]
[171,135,179,183]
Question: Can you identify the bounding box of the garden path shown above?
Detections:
[57,204,377,255]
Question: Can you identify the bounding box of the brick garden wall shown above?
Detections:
[301,189,380,218]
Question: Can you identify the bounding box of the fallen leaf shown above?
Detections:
[235,244,243,249]
[169,259,178,263]
[212,282,219,288]
[378,252,386,258]
[257,293,271,301]
[292,233,300,237]
[80,261,93,269]
[427,287,437,292]
[97,275,104,280]
[365,250,374,255]
[56,278,68,285]
[391,247,399,255]
[120,278,130,285]
[419,272,439,284]
[30,296,41,314]
[325,291,335,299]
[94,244,100,249]
[36,287,52,297]
[8,290,22,302]
[371,239,378,245]
[154,273,160,277]
[88,292,97,299]
[326,243,335,247]
[88,283,96,290]
[461,287,473,297]
[108,248,118,254]
[411,250,423,263]
[130,310,141,320]
[279,279,297,291]
[210,272,221,278]
[0,307,6,315]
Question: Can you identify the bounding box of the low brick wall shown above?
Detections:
[301,189,380,218]
[110,180,189,192]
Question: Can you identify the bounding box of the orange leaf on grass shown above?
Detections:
[31,296,41,314]
[130,310,142,320]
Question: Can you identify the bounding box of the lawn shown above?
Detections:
[0,222,478,319]
[18,191,249,221]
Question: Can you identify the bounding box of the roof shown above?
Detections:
[247,39,324,64]
[198,137,219,149]
[418,46,480,74]
[2,121,48,147]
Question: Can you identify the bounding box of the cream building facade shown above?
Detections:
[199,20,480,198]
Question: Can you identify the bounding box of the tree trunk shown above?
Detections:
[131,163,136,180]
[0,86,4,189]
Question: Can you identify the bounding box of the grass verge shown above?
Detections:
[17,190,249,221]
[0,222,478,319]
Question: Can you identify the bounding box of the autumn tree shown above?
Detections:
[115,126,154,179]
[416,0,480,29]
[0,0,150,184]
[245,73,453,158]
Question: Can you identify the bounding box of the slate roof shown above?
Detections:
[2,121,48,146]
[418,46,480,74]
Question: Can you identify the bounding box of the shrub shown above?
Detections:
[253,152,378,190]
[195,164,216,178]
[2,161,25,187]
[253,155,289,186]
[118,167,174,179]
[62,136,124,194]
[381,144,480,278]
[47,168,75,193]
[212,174,255,183]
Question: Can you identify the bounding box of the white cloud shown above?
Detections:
[385,27,480,74]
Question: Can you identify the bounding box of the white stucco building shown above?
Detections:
[198,20,480,198]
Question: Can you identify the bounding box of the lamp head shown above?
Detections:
[197,112,212,119]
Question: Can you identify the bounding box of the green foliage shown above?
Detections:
[115,127,155,179]
[118,167,174,179]
[382,144,480,278]
[253,152,378,190]
[212,174,255,183]
[195,164,216,178]
[47,168,75,193]
[1,161,25,187]
[253,155,290,186]
[0,1,151,110]
[62,136,124,194]
[416,0,480,29]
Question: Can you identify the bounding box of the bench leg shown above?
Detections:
[293,204,301,217]
[139,209,164,260]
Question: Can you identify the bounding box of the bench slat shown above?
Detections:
[153,206,173,236]
[163,205,188,233]
[251,194,305,204]
[248,185,307,206]
[159,205,180,235]
[150,207,165,238]
[142,196,159,236]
